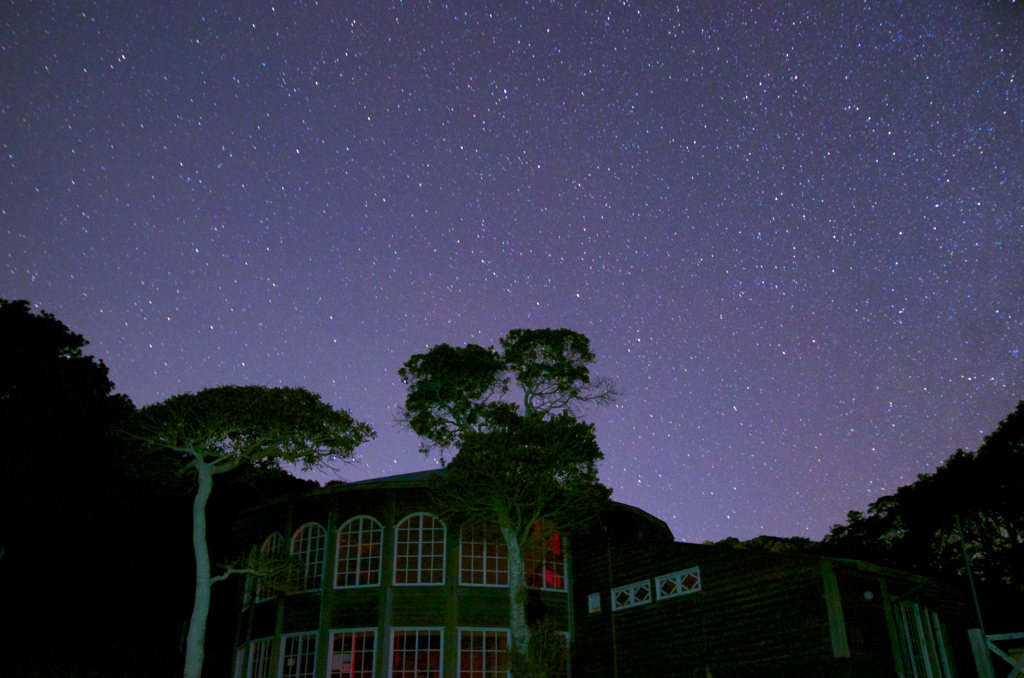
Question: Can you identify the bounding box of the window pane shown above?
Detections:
[249,638,273,678]
[460,630,508,678]
[394,514,446,585]
[281,633,317,678]
[393,630,442,678]
[336,517,383,588]
[291,523,327,591]
[523,525,565,591]
[655,568,701,601]
[255,534,284,602]
[331,630,375,678]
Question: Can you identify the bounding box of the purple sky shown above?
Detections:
[3,0,1021,543]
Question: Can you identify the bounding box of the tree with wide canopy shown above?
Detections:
[136,385,375,678]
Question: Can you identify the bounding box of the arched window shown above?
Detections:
[394,513,446,585]
[291,522,327,591]
[335,516,383,588]
[254,533,284,602]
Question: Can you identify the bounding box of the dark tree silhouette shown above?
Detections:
[399,328,615,658]
[135,385,375,678]
[823,400,1024,630]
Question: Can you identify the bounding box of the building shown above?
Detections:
[231,470,569,678]
[230,470,977,678]
[571,505,976,678]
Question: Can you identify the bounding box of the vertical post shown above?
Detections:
[316,503,337,678]
[955,515,986,636]
[565,536,574,678]
[879,579,907,678]
[968,628,996,678]
[606,538,618,678]
[821,560,850,658]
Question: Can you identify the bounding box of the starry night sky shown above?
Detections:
[3,0,1022,542]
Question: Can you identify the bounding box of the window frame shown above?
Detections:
[253,532,284,603]
[335,516,383,589]
[587,592,601,613]
[458,628,510,678]
[279,631,318,678]
[328,628,377,678]
[290,522,327,592]
[390,627,444,678]
[611,580,652,611]
[894,602,955,678]
[247,637,274,678]
[655,567,701,601]
[460,525,509,587]
[523,527,566,592]
[393,513,446,586]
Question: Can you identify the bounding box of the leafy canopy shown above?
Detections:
[431,413,610,542]
[399,328,615,659]
[823,400,1023,629]
[137,384,375,474]
[398,328,617,457]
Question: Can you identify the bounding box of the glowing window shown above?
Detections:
[523,526,565,591]
[330,629,375,678]
[391,629,442,678]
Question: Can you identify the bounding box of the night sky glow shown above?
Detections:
[3,1,1022,542]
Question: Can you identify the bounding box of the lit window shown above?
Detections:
[523,526,565,591]
[461,525,509,587]
[655,567,701,600]
[459,629,509,678]
[248,637,273,678]
[894,602,955,678]
[280,632,317,678]
[291,523,327,591]
[587,593,601,613]
[391,629,442,678]
[254,533,284,602]
[336,516,383,588]
[330,629,375,678]
[611,580,651,611]
[394,514,446,585]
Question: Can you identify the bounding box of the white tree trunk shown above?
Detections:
[183,462,215,678]
[502,527,532,655]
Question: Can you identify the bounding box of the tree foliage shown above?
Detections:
[823,400,1024,630]
[430,414,610,544]
[399,328,616,454]
[136,385,375,678]
[0,299,142,650]
[398,328,616,657]
[0,299,135,545]
[137,385,375,472]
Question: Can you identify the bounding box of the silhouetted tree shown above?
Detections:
[0,300,141,647]
[399,328,615,656]
[823,400,1024,629]
[135,385,375,678]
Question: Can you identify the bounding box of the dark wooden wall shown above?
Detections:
[571,508,977,678]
